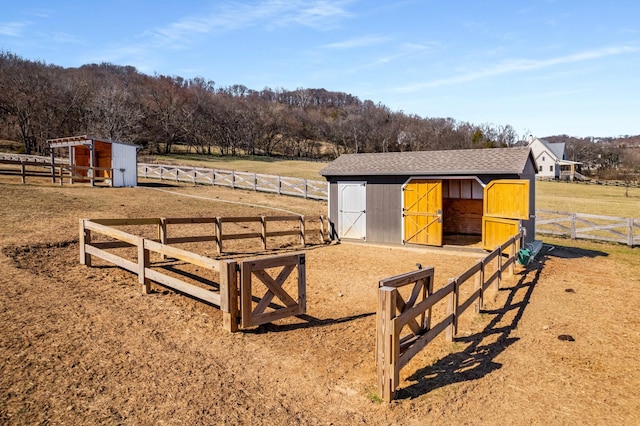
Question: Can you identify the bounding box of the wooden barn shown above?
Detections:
[320,147,537,250]
[48,135,140,187]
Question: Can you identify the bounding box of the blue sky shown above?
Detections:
[1,0,639,138]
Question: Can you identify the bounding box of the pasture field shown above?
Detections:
[142,153,328,180]
[1,174,639,425]
[536,180,639,218]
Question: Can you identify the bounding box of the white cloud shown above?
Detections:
[323,35,390,49]
[396,45,639,92]
[0,21,28,37]
[147,0,353,48]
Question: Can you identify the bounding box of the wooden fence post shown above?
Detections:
[215,217,223,254]
[50,152,56,183]
[446,278,458,341]
[20,161,25,184]
[474,259,483,313]
[138,237,151,294]
[508,238,516,277]
[220,260,239,332]
[79,219,92,267]
[260,216,267,250]
[299,215,306,246]
[297,253,307,314]
[425,274,434,330]
[570,213,577,239]
[377,286,398,402]
[158,218,167,261]
[628,218,634,247]
[494,247,502,291]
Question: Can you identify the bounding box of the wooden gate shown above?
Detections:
[403,179,442,246]
[240,253,306,328]
[482,179,529,250]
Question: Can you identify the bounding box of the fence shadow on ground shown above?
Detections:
[540,241,610,259]
[243,312,375,334]
[395,249,550,400]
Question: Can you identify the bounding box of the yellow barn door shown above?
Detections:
[482,179,529,250]
[403,179,442,246]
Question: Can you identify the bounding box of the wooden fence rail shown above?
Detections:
[0,158,112,186]
[90,215,328,255]
[537,175,640,188]
[376,231,523,402]
[138,163,328,200]
[80,218,308,332]
[536,209,639,247]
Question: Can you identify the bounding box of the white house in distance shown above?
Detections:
[527,137,581,180]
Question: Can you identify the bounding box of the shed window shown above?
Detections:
[539,165,542,172]
[550,165,554,172]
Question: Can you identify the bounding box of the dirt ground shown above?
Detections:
[1,177,639,425]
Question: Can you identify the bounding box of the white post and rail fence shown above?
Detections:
[2,155,638,247]
[138,163,328,200]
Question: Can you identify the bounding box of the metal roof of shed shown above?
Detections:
[320,147,535,177]
[47,135,141,149]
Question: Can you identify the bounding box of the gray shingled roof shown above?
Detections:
[320,147,534,177]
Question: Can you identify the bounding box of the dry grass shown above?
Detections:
[141,153,328,180]
[1,176,640,424]
[536,180,640,218]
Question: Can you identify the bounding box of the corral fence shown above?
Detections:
[138,163,328,200]
[536,210,639,247]
[0,155,112,186]
[6,154,638,248]
[376,231,523,402]
[79,215,325,331]
[538,175,640,188]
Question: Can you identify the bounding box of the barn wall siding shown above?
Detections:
[367,177,404,244]
[325,165,537,246]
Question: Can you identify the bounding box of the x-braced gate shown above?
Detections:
[224,253,306,331]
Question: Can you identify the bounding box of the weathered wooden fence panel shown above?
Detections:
[239,253,306,328]
[0,157,112,186]
[79,218,310,332]
[376,232,523,401]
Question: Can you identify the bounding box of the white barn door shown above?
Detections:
[338,182,366,240]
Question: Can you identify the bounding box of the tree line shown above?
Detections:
[0,50,637,181]
[0,51,525,158]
